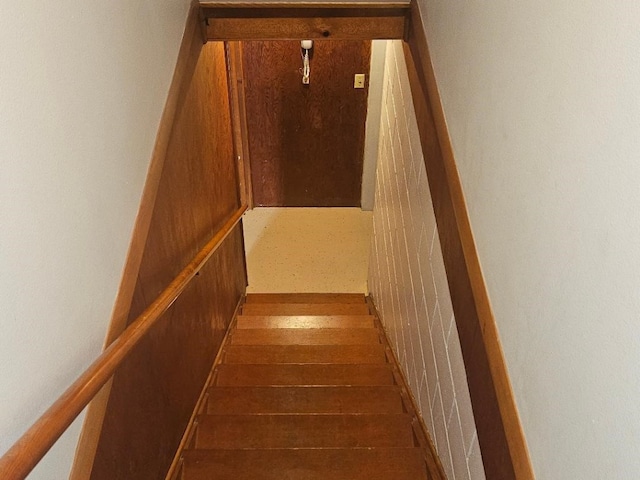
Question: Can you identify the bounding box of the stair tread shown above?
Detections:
[200,1,412,11]
[241,303,370,316]
[195,413,415,448]
[224,344,387,364]
[236,315,375,329]
[206,386,404,413]
[245,293,366,304]
[214,363,395,386]
[182,447,428,480]
[230,328,380,346]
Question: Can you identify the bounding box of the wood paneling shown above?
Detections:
[243,40,371,206]
[405,3,535,478]
[89,41,246,480]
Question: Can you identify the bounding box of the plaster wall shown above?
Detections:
[361,40,387,210]
[0,1,191,476]
[418,0,640,476]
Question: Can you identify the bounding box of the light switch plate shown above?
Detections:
[354,74,366,89]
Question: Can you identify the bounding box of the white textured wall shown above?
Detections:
[418,0,640,477]
[361,40,386,210]
[368,41,484,480]
[0,1,191,477]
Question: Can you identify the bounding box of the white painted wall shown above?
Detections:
[361,40,386,210]
[0,1,191,477]
[418,0,640,477]
[368,41,484,480]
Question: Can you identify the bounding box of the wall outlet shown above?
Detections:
[354,74,366,89]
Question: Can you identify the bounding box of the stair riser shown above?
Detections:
[245,293,366,304]
[206,386,404,414]
[196,414,415,449]
[223,345,388,364]
[182,448,429,480]
[215,364,395,386]
[231,328,380,346]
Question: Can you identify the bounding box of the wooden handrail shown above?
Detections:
[0,205,247,480]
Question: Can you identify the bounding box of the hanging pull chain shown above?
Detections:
[302,49,310,85]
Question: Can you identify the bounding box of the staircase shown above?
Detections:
[176,293,442,479]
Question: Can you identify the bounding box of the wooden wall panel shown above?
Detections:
[89,41,246,480]
[244,40,371,206]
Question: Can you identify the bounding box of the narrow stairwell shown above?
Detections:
[176,293,443,479]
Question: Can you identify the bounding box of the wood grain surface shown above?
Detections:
[243,40,371,206]
[206,14,406,40]
[236,314,375,328]
[181,448,428,480]
[206,386,404,413]
[223,344,387,363]
[195,413,415,448]
[215,363,395,385]
[89,41,246,480]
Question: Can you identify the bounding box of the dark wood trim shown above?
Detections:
[226,41,253,208]
[202,6,408,40]
[404,2,535,478]
[68,6,206,478]
[0,206,246,480]
[366,297,447,480]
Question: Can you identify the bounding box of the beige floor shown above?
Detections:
[242,208,372,293]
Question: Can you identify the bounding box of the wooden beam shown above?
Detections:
[201,6,408,40]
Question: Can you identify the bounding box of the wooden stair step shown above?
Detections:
[241,303,370,316]
[223,344,387,364]
[230,328,380,346]
[195,413,415,449]
[214,364,395,386]
[245,293,366,304]
[206,386,404,414]
[181,448,428,480]
[236,315,375,329]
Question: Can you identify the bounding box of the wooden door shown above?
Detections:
[243,40,371,207]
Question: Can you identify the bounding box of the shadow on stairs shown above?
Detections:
[170,293,445,480]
